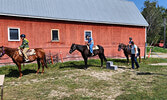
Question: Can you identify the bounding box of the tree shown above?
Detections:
[142,0,164,45]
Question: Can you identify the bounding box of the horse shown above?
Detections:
[118,43,141,63]
[69,43,107,69]
[0,46,48,78]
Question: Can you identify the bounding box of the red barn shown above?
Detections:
[0,0,148,65]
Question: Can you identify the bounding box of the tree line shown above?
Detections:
[142,0,167,45]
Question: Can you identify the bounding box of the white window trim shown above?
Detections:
[51,29,60,42]
[84,30,92,41]
[8,27,20,41]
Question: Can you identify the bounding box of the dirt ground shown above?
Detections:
[148,52,167,58]
[148,52,167,65]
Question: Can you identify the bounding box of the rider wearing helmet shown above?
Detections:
[129,37,133,45]
[19,34,29,62]
[86,35,94,56]
[128,37,133,48]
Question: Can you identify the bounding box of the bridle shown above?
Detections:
[69,44,76,53]
[0,47,5,57]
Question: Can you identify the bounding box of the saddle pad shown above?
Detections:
[19,49,36,56]
[87,45,99,50]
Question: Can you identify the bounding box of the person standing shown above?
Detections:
[131,41,139,69]
[86,35,94,56]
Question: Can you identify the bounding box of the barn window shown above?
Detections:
[51,29,59,41]
[8,28,20,41]
[84,30,92,41]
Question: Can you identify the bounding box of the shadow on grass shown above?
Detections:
[59,62,100,69]
[137,72,167,76]
[111,59,127,63]
[118,66,131,70]
[6,69,37,78]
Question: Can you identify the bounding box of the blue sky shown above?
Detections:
[128,0,167,11]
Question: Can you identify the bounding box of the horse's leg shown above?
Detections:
[40,59,45,74]
[139,54,141,63]
[16,62,22,78]
[83,57,88,70]
[127,55,129,64]
[98,54,104,68]
[36,58,40,74]
[125,54,129,64]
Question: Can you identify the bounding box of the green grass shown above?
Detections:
[147,46,167,53]
[1,58,167,99]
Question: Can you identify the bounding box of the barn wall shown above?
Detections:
[0,16,146,64]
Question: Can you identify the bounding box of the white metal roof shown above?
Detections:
[0,0,148,26]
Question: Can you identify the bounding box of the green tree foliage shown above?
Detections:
[142,0,167,45]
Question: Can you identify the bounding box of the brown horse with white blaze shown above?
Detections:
[0,46,48,78]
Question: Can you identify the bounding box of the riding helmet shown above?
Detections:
[20,34,26,38]
[86,35,90,38]
[129,37,132,40]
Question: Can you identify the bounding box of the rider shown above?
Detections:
[18,34,29,62]
[128,37,133,48]
[129,37,133,45]
[86,35,94,56]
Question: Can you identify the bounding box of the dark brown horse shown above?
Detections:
[69,44,107,69]
[0,46,48,78]
[118,43,141,63]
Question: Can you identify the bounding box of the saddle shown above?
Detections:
[87,45,99,50]
[19,49,36,56]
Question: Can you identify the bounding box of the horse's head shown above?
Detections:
[69,43,77,54]
[0,46,5,57]
[118,43,126,51]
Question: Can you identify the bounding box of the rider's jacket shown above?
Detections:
[19,38,29,49]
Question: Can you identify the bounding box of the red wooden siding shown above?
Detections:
[0,16,146,64]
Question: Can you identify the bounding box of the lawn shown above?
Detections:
[1,58,167,100]
[147,46,167,53]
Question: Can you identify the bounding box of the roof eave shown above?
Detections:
[0,13,149,27]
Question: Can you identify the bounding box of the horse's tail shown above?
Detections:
[43,53,48,68]
[138,47,141,63]
[103,53,107,62]
[98,45,107,62]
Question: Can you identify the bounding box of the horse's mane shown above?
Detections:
[74,44,87,47]
[120,43,127,46]
[4,47,18,52]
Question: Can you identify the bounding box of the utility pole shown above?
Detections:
[164,18,166,48]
